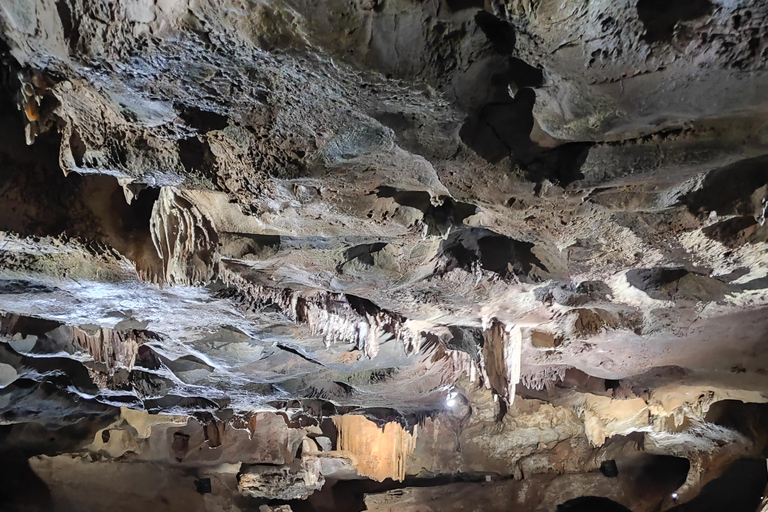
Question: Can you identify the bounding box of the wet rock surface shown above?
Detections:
[0,0,767,510]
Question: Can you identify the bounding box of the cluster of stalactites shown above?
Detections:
[421,320,526,407]
[223,269,527,404]
[520,365,569,391]
[143,187,524,404]
[72,326,143,372]
[221,273,431,360]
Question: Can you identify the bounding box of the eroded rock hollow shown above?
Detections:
[0,0,767,510]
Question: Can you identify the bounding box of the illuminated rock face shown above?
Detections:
[0,0,768,510]
[334,414,416,482]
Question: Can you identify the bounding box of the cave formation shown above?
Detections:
[0,0,767,511]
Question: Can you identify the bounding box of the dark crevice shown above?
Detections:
[475,11,516,54]
[477,234,539,273]
[439,227,546,278]
[54,1,73,41]
[256,472,493,512]
[143,395,221,413]
[53,0,81,51]
[463,10,571,179]
[267,400,343,422]
[177,105,229,132]
[0,449,53,510]
[275,343,326,367]
[548,368,629,398]
[625,267,731,302]
[523,141,592,186]
[445,0,484,12]
[557,496,632,511]
[634,455,689,493]
[702,216,768,248]
[637,0,714,43]
[668,458,767,512]
[459,87,537,164]
[68,129,86,167]
[460,12,546,166]
[178,136,213,174]
[375,186,478,234]
[503,57,544,88]
[681,154,768,218]
[445,325,482,361]
[341,242,388,267]
[460,85,592,186]
[705,400,768,456]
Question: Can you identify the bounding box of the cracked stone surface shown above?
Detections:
[0,0,767,510]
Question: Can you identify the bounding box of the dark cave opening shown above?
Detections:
[682,155,768,218]
[374,186,478,235]
[0,450,53,511]
[624,267,729,302]
[439,227,546,278]
[705,400,768,456]
[254,473,495,512]
[632,454,690,496]
[474,11,516,54]
[177,106,229,133]
[557,496,632,512]
[445,0,485,12]
[636,0,714,43]
[669,458,767,512]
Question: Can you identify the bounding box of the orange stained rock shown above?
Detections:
[333,415,417,482]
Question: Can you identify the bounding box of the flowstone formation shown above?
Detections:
[0,0,767,510]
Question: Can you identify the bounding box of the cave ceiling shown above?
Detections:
[0,0,767,511]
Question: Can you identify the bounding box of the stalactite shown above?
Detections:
[72,327,143,372]
[481,320,521,405]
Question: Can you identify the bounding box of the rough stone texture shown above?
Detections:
[238,458,325,500]
[0,0,767,510]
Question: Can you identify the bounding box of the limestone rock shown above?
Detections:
[238,459,324,500]
[0,0,767,509]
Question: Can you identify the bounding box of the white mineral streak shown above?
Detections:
[508,325,522,392]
